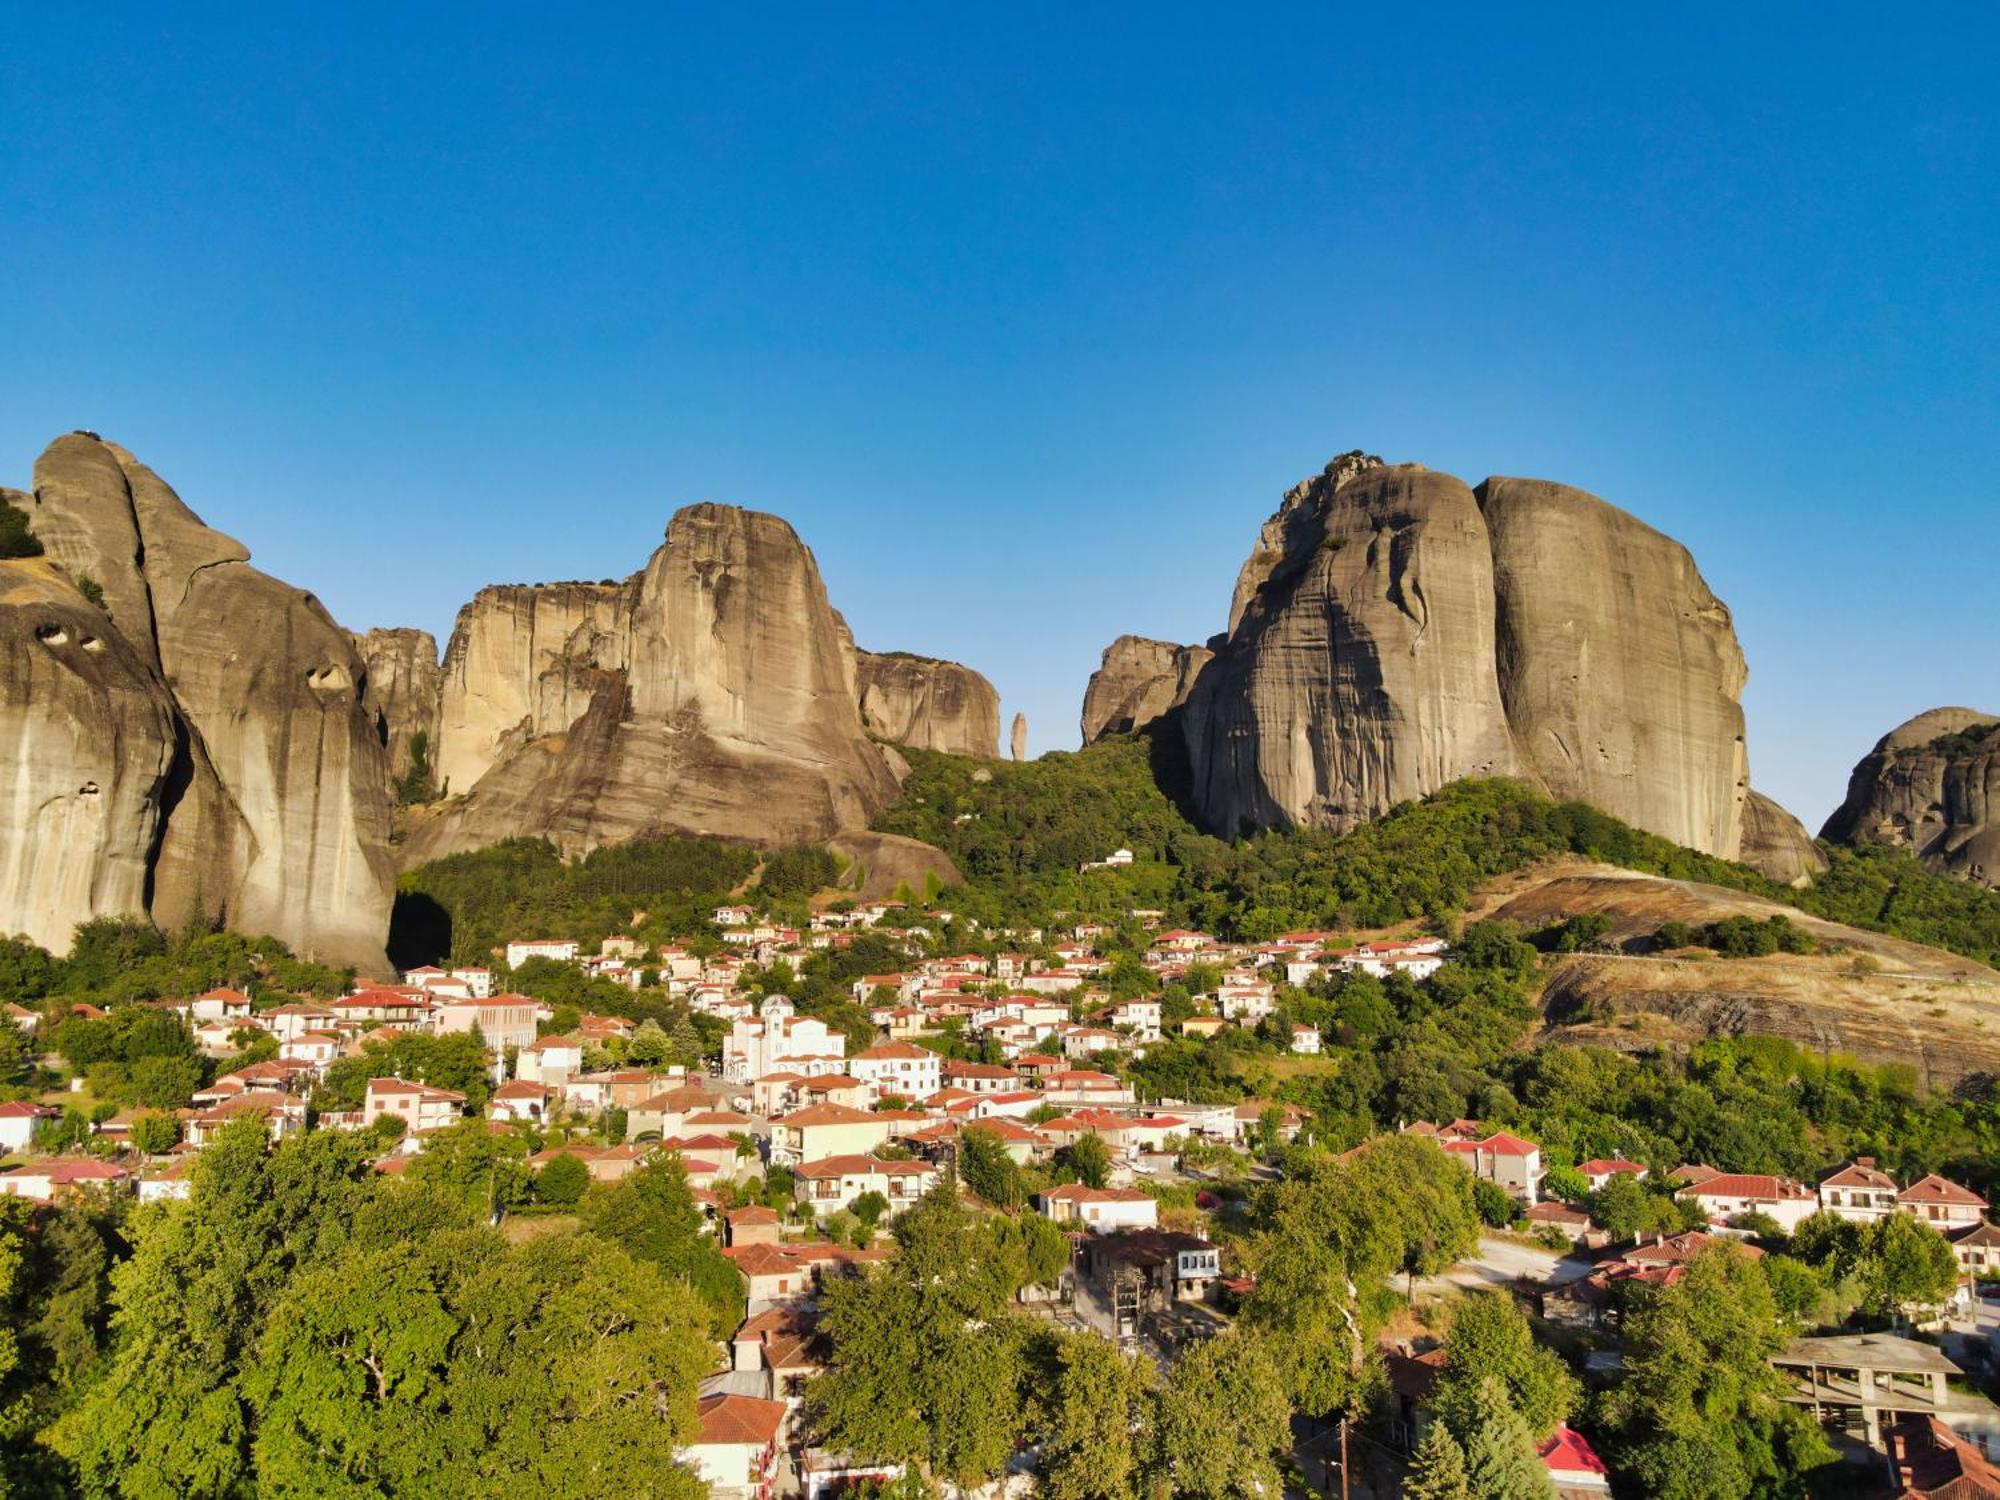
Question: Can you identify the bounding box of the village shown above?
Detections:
[5,877,2000,1500]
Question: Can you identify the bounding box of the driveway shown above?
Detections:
[1409,1234,1593,1298]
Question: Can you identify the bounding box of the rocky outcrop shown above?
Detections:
[11,435,394,970]
[1183,464,1521,835]
[354,628,442,782]
[433,581,630,796]
[1175,456,1762,860]
[0,559,180,952]
[1080,636,1213,744]
[1822,708,2000,886]
[854,650,1000,758]
[1739,790,1828,887]
[1010,713,1028,763]
[403,504,902,862]
[1479,476,1748,857]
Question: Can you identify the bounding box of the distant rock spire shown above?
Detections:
[1010,712,1028,762]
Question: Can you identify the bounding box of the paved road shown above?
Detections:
[1409,1234,1593,1298]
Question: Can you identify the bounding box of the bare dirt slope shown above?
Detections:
[1472,860,2000,1088]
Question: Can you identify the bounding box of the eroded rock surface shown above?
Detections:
[404,504,902,862]
[1739,790,1828,887]
[855,650,1000,758]
[1822,708,2000,886]
[354,628,443,783]
[1080,635,1212,744]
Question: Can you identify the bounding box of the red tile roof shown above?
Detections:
[693,1392,787,1447]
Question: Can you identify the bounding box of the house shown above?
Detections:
[1818,1157,1902,1222]
[189,988,254,1024]
[1036,1183,1158,1233]
[258,1002,339,1042]
[768,1104,900,1167]
[136,1157,194,1204]
[1103,998,1162,1041]
[1289,1024,1321,1055]
[431,995,539,1052]
[849,1041,941,1101]
[1524,1200,1598,1245]
[1900,1174,1989,1230]
[1886,1414,2000,1498]
[0,1101,56,1153]
[726,1204,783,1248]
[3,1003,36,1035]
[1675,1171,1818,1233]
[1180,1015,1229,1040]
[713,905,758,927]
[1538,1425,1612,1495]
[362,1077,466,1135]
[941,1061,1020,1096]
[1948,1221,2000,1280]
[793,1155,936,1217]
[185,1092,308,1145]
[731,1306,826,1403]
[681,1393,786,1500]
[0,1159,131,1201]
[1409,1122,1545,1206]
[1062,1025,1124,1059]
[1578,1158,1648,1193]
[1075,1230,1221,1334]
[487,1079,554,1123]
[1040,1070,1137,1107]
[515,1034,586,1084]
[504,938,580,968]
[278,1031,341,1068]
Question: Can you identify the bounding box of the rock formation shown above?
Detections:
[1169,453,1788,872]
[1183,464,1521,836]
[1822,708,2000,886]
[1739,790,1828,888]
[0,556,181,954]
[8,435,395,970]
[854,650,1000,758]
[402,504,902,863]
[1079,635,1213,744]
[433,581,630,796]
[1010,713,1028,763]
[354,628,443,783]
[1479,475,1748,857]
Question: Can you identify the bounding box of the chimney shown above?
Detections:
[1857,1156,1876,1168]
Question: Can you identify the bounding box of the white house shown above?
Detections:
[1817,1158,1901,1222]
[504,938,580,968]
[362,1077,466,1135]
[1899,1173,1989,1230]
[723,996,847,1083]
[1036,1183,1158,1233]
[1289,1024,1321,1055]
[793,1154,936,1217]
[0,1101,55,1152]
[682,1393,787,1500]
[1675,1171,1819,1233]
[848,1041,940,1101]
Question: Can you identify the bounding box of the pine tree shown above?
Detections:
[1403,1421,1474,1500]
[1446,1376,1552,1499]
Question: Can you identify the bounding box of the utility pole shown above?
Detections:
[1339,1413,1350,1500]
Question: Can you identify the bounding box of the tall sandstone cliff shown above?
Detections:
[402,504,903,862]
[854,650,1000,758]
[354,628,443,782]
[1822,708,2000,886]
[6,436,395,970]
[1080,636,1213,744]
[1151,454,1814,878]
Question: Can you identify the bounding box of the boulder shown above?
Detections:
[1822,707,2000,886]
[1739,790,1828,888]
[854,650,1000,758]
[1080,635,1213,744]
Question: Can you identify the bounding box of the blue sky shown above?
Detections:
[1,5,1993,829]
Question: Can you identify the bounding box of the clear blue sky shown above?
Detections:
[2,5,1993,830]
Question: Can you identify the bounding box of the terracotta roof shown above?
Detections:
[1681,1173,1813,1201]
[1901,1173,1989,1209]
[774,1104,881,1127]
[793,1154,933,1180]
[692,1393,787,1447]
[1821,1157,1899,1191]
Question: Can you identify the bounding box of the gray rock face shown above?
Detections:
[1822,708,2000,886]
[1010,713,1028,763]
[1176,456,1764,860]
[1479,475,1748,858]
[1184,464,1521,835]
[1740,790,1829,887]
[403,504,902,862]
[1080,635,1213,744]
[854,650,1000,758]
[433,581,630,797]
[0,559,180,952]
[14,436,395,970]
[354,628,442,782]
